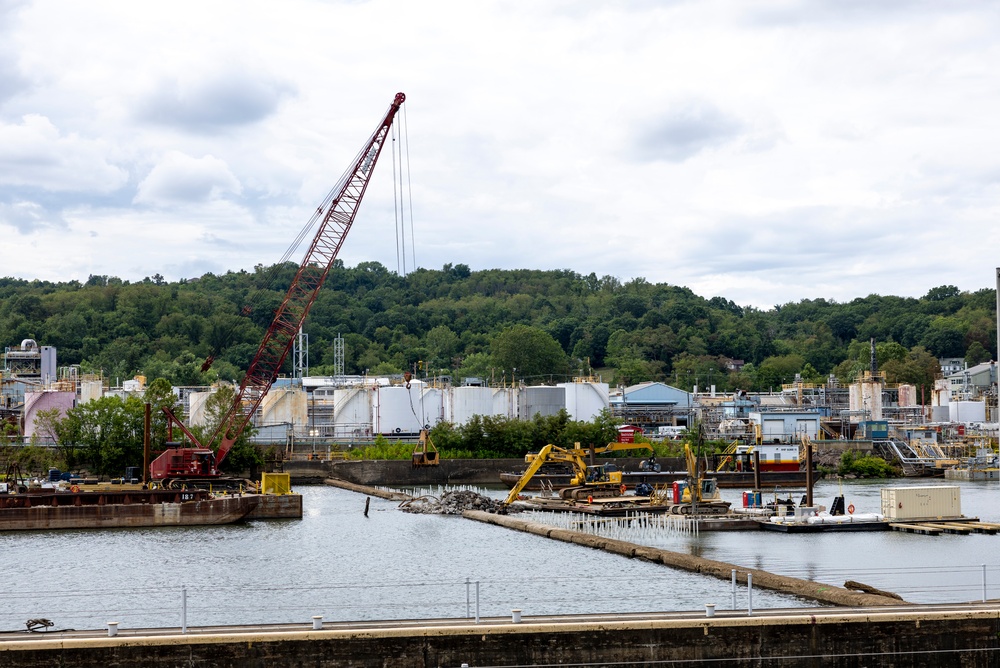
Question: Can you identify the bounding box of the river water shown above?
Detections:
[1,477,997,632]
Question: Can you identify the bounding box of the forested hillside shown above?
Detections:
[0,263,995,396]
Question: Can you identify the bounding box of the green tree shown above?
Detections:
[55,395,145,476]
[490,325,570,383]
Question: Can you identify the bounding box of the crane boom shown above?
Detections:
[151,92,405,480]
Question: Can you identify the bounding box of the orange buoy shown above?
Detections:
[847,504,855,514]
[620,484,627,495]
[70,485,80,493]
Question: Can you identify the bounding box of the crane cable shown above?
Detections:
[391,105,415,276]
[206,137,374,365]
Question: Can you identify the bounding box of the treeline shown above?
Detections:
[0,263,995,396]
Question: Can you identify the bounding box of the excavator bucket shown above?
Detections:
[412,430,439,467]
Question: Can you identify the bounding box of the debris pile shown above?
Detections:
[398,490,518,515]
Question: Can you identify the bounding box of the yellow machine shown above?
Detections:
[504,442,653,504]
[411,430,440,467]
[673,441,731,515]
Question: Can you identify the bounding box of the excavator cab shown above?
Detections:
[411,430,439,467]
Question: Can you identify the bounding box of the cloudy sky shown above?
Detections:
[1,1,998,309]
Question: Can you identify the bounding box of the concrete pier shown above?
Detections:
[464,509,906,607]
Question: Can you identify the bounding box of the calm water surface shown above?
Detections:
[1,477,996,632]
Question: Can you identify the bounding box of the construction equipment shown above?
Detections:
[671,426,731,515]
[504,442,653,505]
[411,430,439,467]
[149,92,406,485]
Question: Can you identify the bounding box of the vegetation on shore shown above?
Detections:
[0,265,993,394]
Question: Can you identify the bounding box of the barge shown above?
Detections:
[500,469,812,490]
[0,488,258,531]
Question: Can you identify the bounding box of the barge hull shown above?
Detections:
[0,495,257,531]
[500,470,813,490]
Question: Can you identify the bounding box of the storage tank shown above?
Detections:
[79,379,103,404]
[558,381,609,421]
[373,382,426,435]
[848,380,883,421]
[493,387,516,419]
[897,384,917,407]
[451,386,494,425]
[188,391,213,427]
[330,386,373,438]
[23,390,75,439]
[418,385,446,430]
[518,386,566,420]
[950,401,986,423]
[261,387,308,430]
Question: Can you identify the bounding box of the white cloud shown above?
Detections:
[0,114,128,192]
[0,0,998,308]
[134,152,242,206]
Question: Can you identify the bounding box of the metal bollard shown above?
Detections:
[705,604,716,617]
[312,616,323,630]
[107,621,119,637]
[512,609,522,623]
[747,573,753,616]
[731,569,737,609]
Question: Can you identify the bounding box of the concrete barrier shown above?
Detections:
[463,510,907,608]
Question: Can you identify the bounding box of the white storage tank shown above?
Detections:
[451,386,494,425]
[331,386,373,438]
[188,390,214,427]
[881,486,961,520]
[261,387,308,430]
[418,385,446,430]
[950,401,986,424]
[558,381,609,421]
[849,380,883,421]
[518,386,566,420]
[374,382,427,435]
[493,387,516,419]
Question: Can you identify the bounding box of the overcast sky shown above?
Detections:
[1,1,998,309]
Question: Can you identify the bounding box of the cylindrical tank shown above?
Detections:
[897,384,917,407]
[188,391,214,427]
[518,386,566,420]
[418,385,445,430]
[329,386,373,438]
[373,382,426,435]
[451,386,494,425]
[23,391,75,439]
[79,380,103,404]
[492,388,515,419]
[261,387,308,430]
[557,381,609,421]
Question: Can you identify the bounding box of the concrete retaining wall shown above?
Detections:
[463,510,906,608]
[2,608,998,667]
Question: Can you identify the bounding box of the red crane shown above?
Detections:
[150,92,406,483]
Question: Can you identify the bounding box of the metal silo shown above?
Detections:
[557,381,609,421]
[518,386,566,420]
[373,381,426,435]
[451,386,494,425]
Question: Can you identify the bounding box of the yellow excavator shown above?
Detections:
[672,430,731,515]
[504,441,653,505]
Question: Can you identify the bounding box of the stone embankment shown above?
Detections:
[464,510,906,608]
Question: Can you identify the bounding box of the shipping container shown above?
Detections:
[880,486,962,520]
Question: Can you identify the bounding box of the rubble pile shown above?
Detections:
[398,490,518,515]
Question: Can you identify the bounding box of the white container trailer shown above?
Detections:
[451,386,494,425]
[558,381,609,421]
[880,486,962,520]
